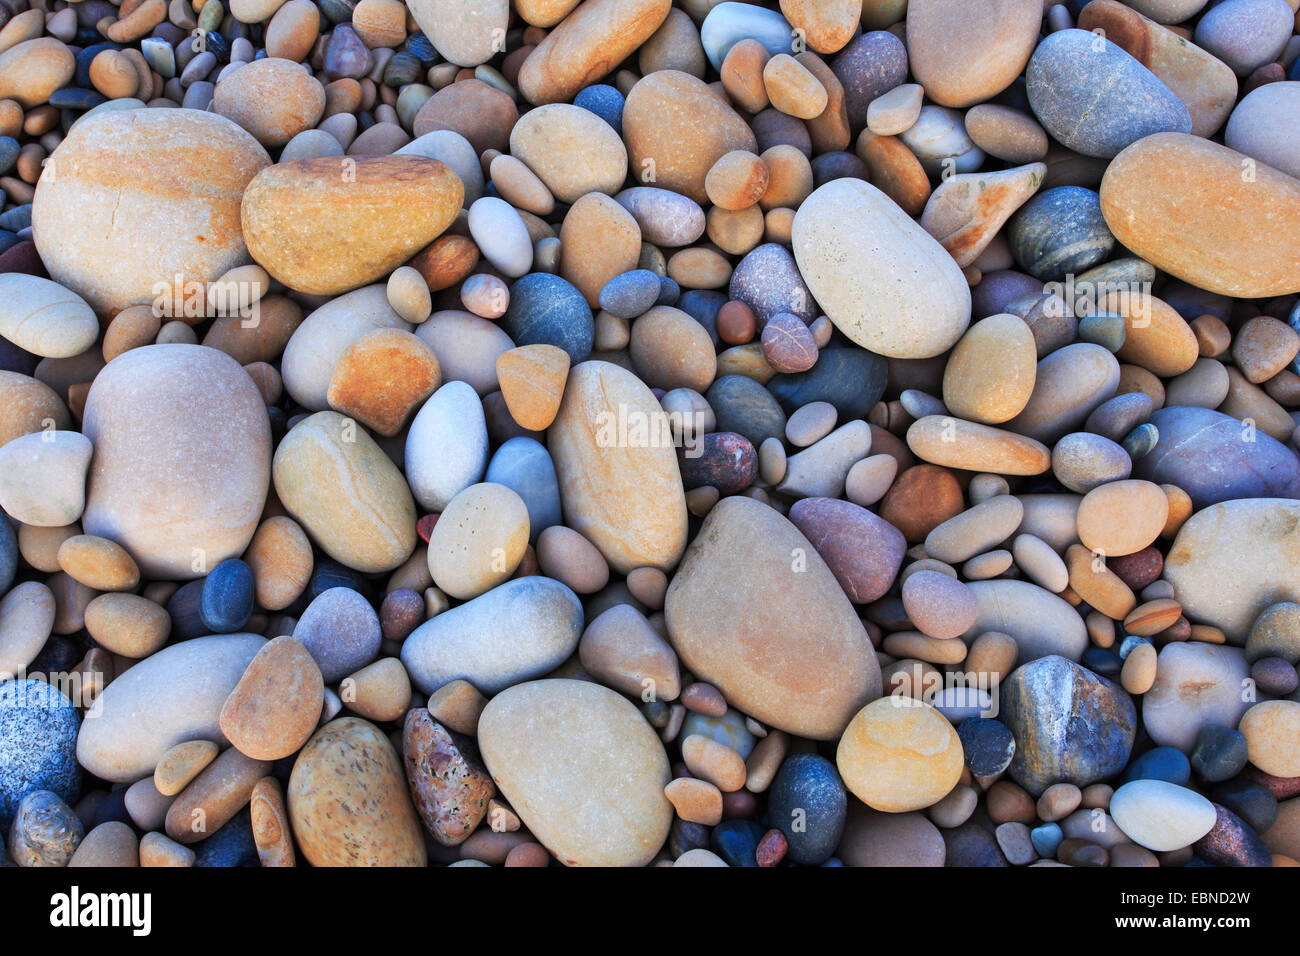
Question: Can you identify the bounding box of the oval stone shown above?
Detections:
[664,495,881,740]
[1110,779,1218,851]
[836,697,964,813]
[77,634,265,782]
[959,579,1089,662]
[478,679,673,866]
[792,178,970,359]
[82,345,270,580]
[907,0,1041,108]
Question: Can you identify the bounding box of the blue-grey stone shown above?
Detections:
[1121,746,1191,785]
[200,559,254,634]
[831,31,909,129]
[383,51,423,87]
[0,137,18,177]
[705,374,787,447]
[710,818,764,867]
[0,333,37,375]
[1122,423,1159,460]
[404,32,438,66]
[957,718,1016,777]
[0,205,31,232]
[942,822,1009,866]
[680,708,756,760]
[1082,646,1123,677]
[669,817,709,858]
[8,789,83,866]
[1209,780,1277,835]
[295,587,382,683]
[767,346,888,419]
[485,437,562,542]
[1077,312,1126,352]
[0,680,81,830]
[729,243,816,325]
[1008,186,1114,281]
[768,753,846,865]
[1190,726,1248,783]
[677,289,726,346]
[193,807,259,867]
[1026,29,1191,159]
[0,512,15,596]
[1000,655,1137,795]
[700,1,794,70]
[49,88,106,111]
[573,83,624,133]
[75,42,122,88]
[1133,406,1300,509]
[306,559,374,606]
[1030,822,1063,858]
[503,273,593,363]
[598,269,661,319]
[656,275,680,307]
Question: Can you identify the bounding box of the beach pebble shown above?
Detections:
[0,680,80,829]
[836,697,964,813]
[219,636,324,761]
[293,587,382,684]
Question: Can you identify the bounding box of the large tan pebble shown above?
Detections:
[536,526,609,594]
[427,483,530,600]
[681,734,746,792]
[664,777,723,825]
[0,274,98,359]
[497,344,569,432]
[1099,133,1300,298]
[478,679,672,867]
[967,631,1019,686]
[0,431,92,528]
[623,69,758,204]
[56,534,138,592]
[351,0,408,48]
[1120,641,1158,695]
[288,717,427,866]
[762,53,827,120]
[326,327,442,437]
[0,581,55,676]
[1240,701,1300,779]
[705,150,769,211]
[665,496,881,740]
[629,305,717,393]
[77,634,266,782]
[243,516,313,612]
[907,0,1041,107]
[792,178,970,359]
[578,603,680,702]
[83,592,169,658]
[942,313,1037,424]
[1104,291,1199,378]
[241,156,463,296]
[1076,479,1169,557]
[836,697,964,813]
[508,103,628,204]
[165,745,272,843]
[32,109,270,317]
[139,832,194,867]
[559,193,642,306]
[265,0,320,60]
[341,657,411,723]
[0,38,74,108]
[907,415,1050,475]
[82,345,269,579]
[219,635,324,761]
[548,361,688,574]
[1066,543,1137,620]
[213,58,324,148]
[272,411,416,574]
[517,0,670,104]
[154,741,219,797]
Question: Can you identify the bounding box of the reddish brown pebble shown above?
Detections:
[717,300,758,344]
[680,682,728,717]
[756,828,788,866]
[761,311,819,373]
[380,588,424,643]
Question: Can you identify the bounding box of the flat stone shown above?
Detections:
[219,636,324,761]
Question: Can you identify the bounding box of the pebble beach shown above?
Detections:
[0,0,1298,873]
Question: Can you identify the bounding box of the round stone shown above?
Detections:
[836,697,964,813]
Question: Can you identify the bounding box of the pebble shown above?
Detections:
[1191,726,1250,783]
[768,753,847,865]
[0,431,92,528]
[0,680,80,829]
[219,636,324,760]
[403,709,494,847]
[836,697,965,813]
[288,717,426,866]
[293,587,382,684]
[666,496,880,739]
[9,789,83,867]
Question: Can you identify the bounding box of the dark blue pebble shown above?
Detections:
[957,718,1017,777]
[810,150,870,187]
[598,269,661,319]
[656,275,680,307]
[706,374,787,447]
[0,137,19,176]
[404,33,437,65]
[1082,646,1123,677]
[942,823,1009,867]
[1121,746,1191,786]
[1008,186,1114,281]
[767,345,888,419]
[48,88,106,111]
[0,205,31,232]
[1190,725,1248,783]
[0,511,15,595]
[676,289,725,346]
[711,819,764,867]
[669,818,710,858]
[165,580,207,641]
[1210,780,1277,835]
[382,51,423,87]
[0,680,81,830]
[573,84,624,134]
[503,273,594,364]
[0,230,23,260]
[1159,278,1233,322]
[830,30,909,128]
[768,753,847,865]
[204,30,231,63]
[305,559,373,606]
[193,808,259,867]
[200,558,254,633]
[27,635,81,678]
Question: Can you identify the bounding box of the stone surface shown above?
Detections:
[219,636,323,761]
[907,0,1041,108]
[665,496,881,740]
[82,345,269,580]
[0,679,80,829]
[478,679,672,866]
[403,708,494,846]
[836,697,964,813]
